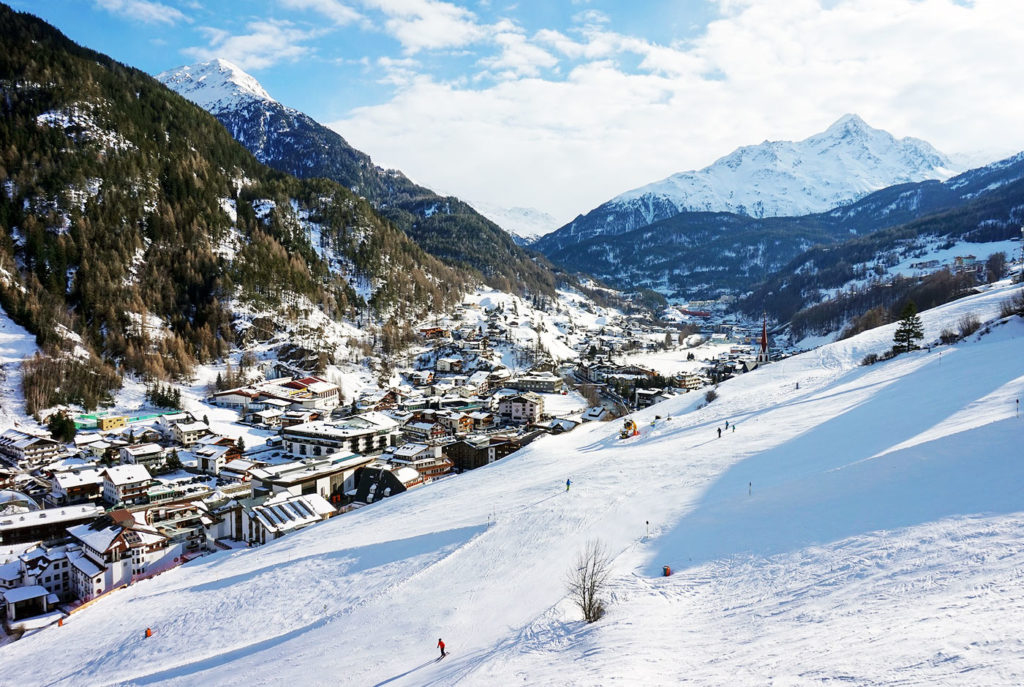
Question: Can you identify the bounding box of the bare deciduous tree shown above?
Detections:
[567,539,611,623]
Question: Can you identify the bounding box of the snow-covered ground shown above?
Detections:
[0,305,38,431]
[3,284,1024,685]
[536,389,588,418]
[620,341,739,376]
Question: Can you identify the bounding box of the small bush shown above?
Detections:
[1000,289,1024,318]
[861,352,880,366]
[938,328,959,345]
[704,389,718,403]
[957,313,981,338]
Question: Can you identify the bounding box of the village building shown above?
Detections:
[281,412,401,457]
[217,458,267,483]
[172,421,210,447]
[157,412,197,439]
[466,411,495,430]
[352,463,424,505]
[0,504,105,545]
[101,465,152,506]
[66,511,178,599]
[195,443,236,475]
[409,370,434,386]
[0,543,78,603]
[244,492,335,545]
[0,428,63,467]
[245,408,284,428]
[96,416,127,431]
[249,453,375,502]
[498,393,545,425]
[403,421,448,442]
[49,468,104,506]
[119,443,166,470]
[1,585,59,628]
[389,443,453,482]
[436,357,463,373]
[435,411,473,435]
[508,372,564,394]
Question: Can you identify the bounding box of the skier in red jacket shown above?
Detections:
[437,638,446,658]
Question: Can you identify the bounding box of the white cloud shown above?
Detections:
[479,30,558,79]
[571,9,609,27]
[279,0,362,25]
[362,0,488,53]
[376,56,421,86]
[94,0,188,25]
[182,20,322,70]
[332,0,1024,222]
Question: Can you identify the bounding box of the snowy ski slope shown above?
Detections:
[2,285,1023,686]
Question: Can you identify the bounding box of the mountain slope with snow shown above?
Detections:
[155,58,274,114]
[537,115,955,255]
[468,201,557,243]
[4,284,1024,685]
[157,60,558,296]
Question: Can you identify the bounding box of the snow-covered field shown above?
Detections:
[3,284,1024,686]
[0,306,38,431]
[621,341,738,376]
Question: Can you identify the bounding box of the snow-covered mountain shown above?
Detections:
[537,114,955,254]
[157,60,557,295]
[468,200,557,244]
[4,284,1023,685]
[156,58,275,114]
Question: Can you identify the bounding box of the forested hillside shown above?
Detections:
[158,60,558,296]
[0,5,469,411]
[739,168,1024,332]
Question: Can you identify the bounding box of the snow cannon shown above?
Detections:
[619,418,638,439]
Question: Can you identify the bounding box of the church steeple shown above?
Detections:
[756,312,770,364]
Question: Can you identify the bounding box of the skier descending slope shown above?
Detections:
[437,638,446,659]
[566,478,572,492]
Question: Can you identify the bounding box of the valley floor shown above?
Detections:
[2,285,1023,686]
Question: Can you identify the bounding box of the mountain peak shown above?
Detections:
[156,59,275,113]
[607,115,953,220]
[825,113,871,134]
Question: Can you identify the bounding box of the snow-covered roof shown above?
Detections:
[66,523,120,554]
[251,493,334,533]
[306,381,337,394]
[103,464,151,486]
[0,505,103,530]
[1,584,49,603]
[73,433,102,447]
[68,549,102,578]
[122,443,163,457]
[393,443,429,458]
[393,467,422,486]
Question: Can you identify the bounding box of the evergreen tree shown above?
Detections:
[46,411,77,443]
[892,301,924,354]
[166,449,182,471]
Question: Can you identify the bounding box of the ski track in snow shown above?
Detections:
[3,284,1024,686]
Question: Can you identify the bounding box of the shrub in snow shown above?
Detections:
[958,313,981,339]
[567,539,611,623]
[1000,289,1024,318]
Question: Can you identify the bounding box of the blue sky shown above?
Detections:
[16,0,1024,225]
